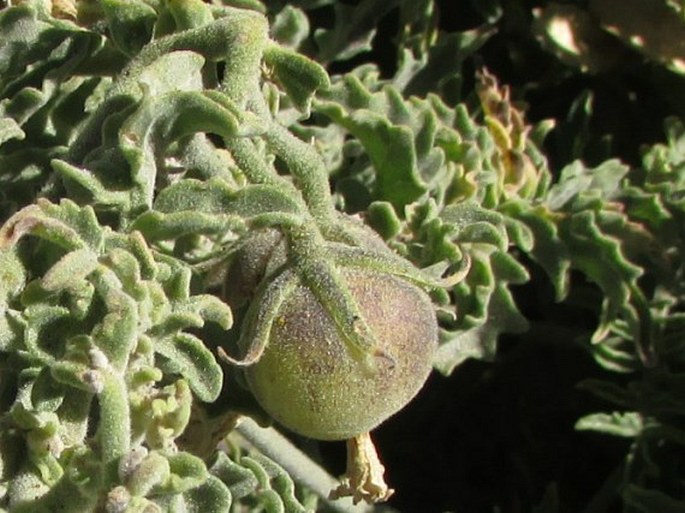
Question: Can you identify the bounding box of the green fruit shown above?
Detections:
[244,267,438,441]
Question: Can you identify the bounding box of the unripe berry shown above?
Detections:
[244,267,437,440]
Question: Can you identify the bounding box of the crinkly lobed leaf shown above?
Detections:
[0,198,234,508]
[178,475,233,513]
[209,451,309,512]
[100,0,157,56]
[314,68,552,217]
[8,0,685,511]
[0,198,104,253]
[0,4,107,214]
[263,44,330,115]
[0,246,26,306]
[270,5,310,50]
[313,0,400,64]
[397,26,495,102]
[154,333,223,403]
[380,198,530,373]
[316,75,445,210]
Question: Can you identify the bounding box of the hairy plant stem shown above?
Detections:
[99,372,130,481]
[263,123,337,224]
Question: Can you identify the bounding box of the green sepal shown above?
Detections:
[230,270,298,366]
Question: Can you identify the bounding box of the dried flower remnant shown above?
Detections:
[329,432,394,504]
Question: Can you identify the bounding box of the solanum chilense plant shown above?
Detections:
[2,0,685,512]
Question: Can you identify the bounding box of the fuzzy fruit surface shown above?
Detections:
[245,267,438,440]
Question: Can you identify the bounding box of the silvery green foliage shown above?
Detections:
[0,1,326,511]
[2,0,685,511]
[277,3,685,510]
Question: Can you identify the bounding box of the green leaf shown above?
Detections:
[152,178,301,218]
[435,283,528,374]
[177,295,232,331]
[367,201,402,239]
[0,116,24,145]
[125,450,170,497]
[154,333,222,402]
[119,91,259,210]
[51,159,132,211]
[502,200,570,300]
[40,249,99,293]
[129,210,242,241]
[100,0,157,56]
[85,264,140,372]
[248,454,308,513]
[270,6,310,49]
[546,160,628,210]
[399,26,495,101]
[575,411,643,437]
[209,451,259,500]
[313,0,400,63]
[136,51,205,96]
[0,200,103,252]
[0,246,26,305]
[336,109,427,208]
[180,475,232,513]
[263,44,330,115]
[165,452,208,493]
[167,0,214,31]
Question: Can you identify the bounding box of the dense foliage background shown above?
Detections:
[3,0,685,512]
[355,1,685,512]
